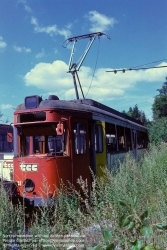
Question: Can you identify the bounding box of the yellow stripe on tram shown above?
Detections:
[95,121,107,178]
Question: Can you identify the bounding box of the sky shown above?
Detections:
[0,0,167,123]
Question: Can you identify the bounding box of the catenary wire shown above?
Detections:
[106,65,167,73]
[129,58,167,69]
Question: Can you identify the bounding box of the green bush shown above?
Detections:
[147,117,167,144]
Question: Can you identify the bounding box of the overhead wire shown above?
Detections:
[85,57,167,95]
[129,58,167,69]
[106,64,167,73]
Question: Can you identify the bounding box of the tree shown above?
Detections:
[147,117,167,144]
[122,104,149,125]
[147,77,167,143]
[152,77,167,120]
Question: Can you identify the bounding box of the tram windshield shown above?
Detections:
[16,123,69,157]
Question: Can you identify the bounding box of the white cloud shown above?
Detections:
[0,36,7,51]
[85,11,117,32]
[31,17,71,39]
[24,61,167,101]
[14,45,31,53]
[18,0,32,13]
[24,5,32,13]
[36,48,45,58]
[1,104,13,110]
[24,60,72,92]
[141,63,167,82]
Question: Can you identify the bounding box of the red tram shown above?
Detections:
[10,32,148,207]
[12,95,148,207]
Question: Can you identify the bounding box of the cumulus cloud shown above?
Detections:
[24,60,71,92]
[85,11,117,32]
[0,36,7,51]
[24,60,167,101]
[14,45,31,53]
[31,17,71,39]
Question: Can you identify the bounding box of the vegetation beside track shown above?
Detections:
[1,144,167,249]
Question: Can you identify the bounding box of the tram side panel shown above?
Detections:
[93,121,138,176]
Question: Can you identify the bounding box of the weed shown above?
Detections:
[1,144,167,249]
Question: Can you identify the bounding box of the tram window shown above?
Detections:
[117,126,126,151]
[105,123,117,152]
[34,136,44,154]
[106,134,116,152]
[95,124,103,153]
[0,134,13,152]
[48,136,55,152]
[137,131,148,149]
[26,136,30,155]
[4,136,8,149]
[48,135,62,153]
[73,123,86,154]
[125,128,132,150]
[33,135,66,155]
[18,123,69,156]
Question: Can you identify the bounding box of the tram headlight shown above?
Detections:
[23,178,35,193]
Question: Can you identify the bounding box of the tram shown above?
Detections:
[12,95,148,207]
[0,123,13,181]
[10,32,148,207]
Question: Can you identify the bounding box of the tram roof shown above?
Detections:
[16,96,147,131]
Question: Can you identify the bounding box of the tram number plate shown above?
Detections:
[20,164,38,172]
[3,161,13,168]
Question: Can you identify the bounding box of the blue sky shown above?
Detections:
[0,0,167,122]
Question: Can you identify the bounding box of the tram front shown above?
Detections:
[13,95,72,207]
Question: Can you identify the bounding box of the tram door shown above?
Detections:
[71,118,90,189]
[95,121,107,178]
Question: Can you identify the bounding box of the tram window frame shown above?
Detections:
[137,131,148,149]
[94,124,103,153]
[124,127,132,150]
[34,135,45,154]
[105,123,132,152]
[73,122,87,155]
[105,123,117,152]
[0,134,13,153]
[18,123,69,157]
[116,125,126,151]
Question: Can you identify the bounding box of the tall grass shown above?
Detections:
[0,144,167,249]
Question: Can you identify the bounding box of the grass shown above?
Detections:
[0,144,167,249]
